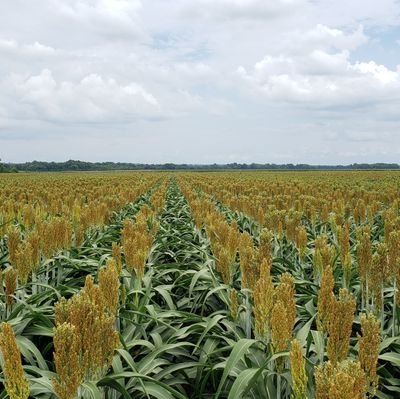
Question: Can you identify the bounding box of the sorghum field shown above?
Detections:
[1,170,400,399]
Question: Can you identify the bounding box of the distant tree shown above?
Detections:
[0,158,17,173]
[7,160,400,172]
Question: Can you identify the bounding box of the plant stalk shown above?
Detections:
[393,279,397,337]
[277,373,281,399]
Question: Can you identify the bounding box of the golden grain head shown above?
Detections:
[0,322,30,399]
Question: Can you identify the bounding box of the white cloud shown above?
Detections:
[0,69,160,124]
[173,62,213,79]
[0,38,56,56]
[0,38,57,66]
[0,38,17,50]
[1,1,400,163]
[25,42,56,55]
[53,0,142,21]
[286,24,368,53]
[309,0,400,27]
[181,0,304,20]
[353,61,398,84]
[237,25,400,110]
[49,0,144,39]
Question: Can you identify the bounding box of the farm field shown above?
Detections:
[1,170,400,399]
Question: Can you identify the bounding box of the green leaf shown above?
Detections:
[17,336,48,370]
[98,372,187,399]
[81,381,103,399]
[296,315,315,345]
[227,369,260,399]
[379,336,399,352]
[215,339,256,399]
[192,314,225,354]
[310,330,324,359]
[137,382,175,399]
[376,390,398,399]
[379,352,400,366]
[154,286,176,310]
[96,377,131,398]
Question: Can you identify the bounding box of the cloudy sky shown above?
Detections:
[1,0,400,164]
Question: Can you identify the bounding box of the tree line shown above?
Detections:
[2,159,399,172]
[0,159,17,173]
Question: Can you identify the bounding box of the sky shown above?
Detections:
[1,0,400,164]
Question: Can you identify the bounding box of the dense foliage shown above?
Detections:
[4,159,400,172]
[0,159,16,174]
[0,171,400,398]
